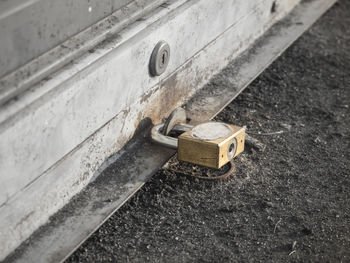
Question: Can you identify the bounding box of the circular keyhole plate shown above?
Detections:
[227,139,237,159]
[149,41,170,76]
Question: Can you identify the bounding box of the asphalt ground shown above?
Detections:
[67,1,350,262]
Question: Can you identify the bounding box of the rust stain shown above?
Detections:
[140,86,160,104]
[135,59,205,129]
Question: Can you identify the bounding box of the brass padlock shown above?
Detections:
[151,108,245,169]
[178,122,245,169]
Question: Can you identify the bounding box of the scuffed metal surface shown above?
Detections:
[5,126,175,263]
[0,0,168,105]
[0,0,147,78]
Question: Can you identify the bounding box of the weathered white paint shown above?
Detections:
[0,0,169,104]
[0,0,307,260]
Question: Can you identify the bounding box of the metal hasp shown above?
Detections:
[151,108,245,169]
[149,41,170,76]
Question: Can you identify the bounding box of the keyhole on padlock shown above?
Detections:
[229,144,235,154]
[227,140,237,159]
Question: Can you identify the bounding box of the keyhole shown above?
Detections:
[150,41,170,76]
[227,140,237,159]
[229,143,235,154]
[271,1,276,13]
[162,52,166,64]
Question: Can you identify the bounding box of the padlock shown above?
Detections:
[178,122,245,169]
[151,108,245,169]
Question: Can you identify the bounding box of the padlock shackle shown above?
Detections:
[151,123,193,149]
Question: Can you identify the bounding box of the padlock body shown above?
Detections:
[178,122,245,169]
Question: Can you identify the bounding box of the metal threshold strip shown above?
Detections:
[4,0,335,262]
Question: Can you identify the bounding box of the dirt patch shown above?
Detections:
[67,1,350,262]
